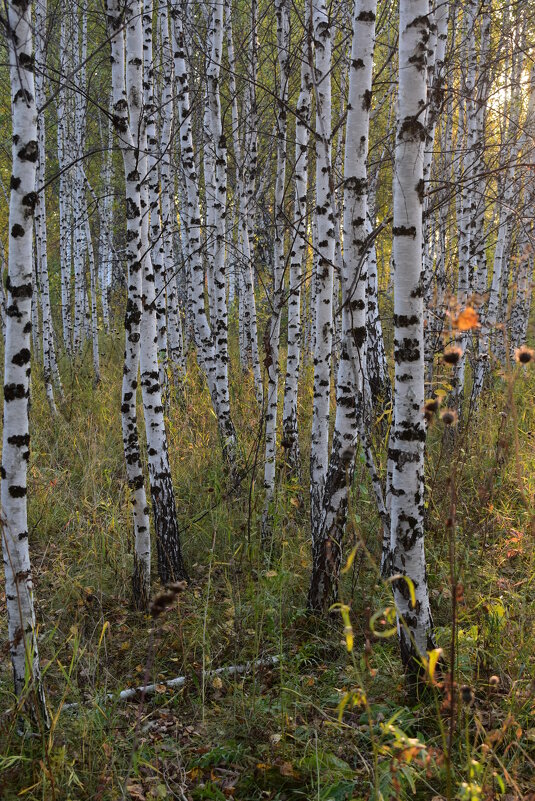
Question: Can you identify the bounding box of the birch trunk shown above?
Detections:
[261,0,290,540]
[453,0,478,411]
[308,0,376,612]
[2,0,49,724]
[159,3,184,378]
[170,0,237,462]
[138,0,187,583]
[57,13,72,353]
[389,0,435,672]
[72,4,87,355]
[143,0,169,391]
[511,67,535,348]
[205,0,234,454]
[310,0,335,534]
[84,212,101,383]
[282,4,312,475]
[238,0,263,402]
[107,0,152,609]
[35,0,62,411]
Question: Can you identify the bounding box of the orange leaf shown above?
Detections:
[453,307,479,331]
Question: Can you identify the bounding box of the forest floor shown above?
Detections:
[1,329,535,800]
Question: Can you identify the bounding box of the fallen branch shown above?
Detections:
[61,656,279,711]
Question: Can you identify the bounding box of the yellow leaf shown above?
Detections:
[387,574,416,608]
[337,691,351,722]
[331,603,355,652]
[426,648,443,681]
[370,607,398,638]
[98,621,109,649]
[341,545,358,574]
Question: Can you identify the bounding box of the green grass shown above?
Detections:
[0,331,534,800]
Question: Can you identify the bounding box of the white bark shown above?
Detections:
[84,211,101,383]
[72,3,88,355]
[308,0,376,611]
[57,12,72,353]
[143,0,169,393]
[205,0,233,441]
[511,67,535,349]
[35,0,62,411]
[137,0,186,584]
[389,0,434,672]
[310,0,335,533]
[236,0,263,402]
[170,0,237,462]
[100,111,113,333]
[2,0,48,723]
[159,4,184,378]
[453,0,479,410]
[261,0,290,540]
[282,3,312,475]
[107,0,152,609]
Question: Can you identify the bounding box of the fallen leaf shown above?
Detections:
[279,761,296,777]
[127,783,146,801]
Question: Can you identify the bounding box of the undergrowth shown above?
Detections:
[0,329,534,800]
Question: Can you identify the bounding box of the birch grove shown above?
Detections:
[1,0,535,740]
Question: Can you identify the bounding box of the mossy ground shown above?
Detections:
[0,325,534,800]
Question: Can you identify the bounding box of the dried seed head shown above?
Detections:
[461,684,475,705]
[424,398,440,413]
[166,580,187,595]
[443,346,462,365]
[514,346,535,364]
[149,580,187,618]
[440,409,458,426]
[423,398,440,424]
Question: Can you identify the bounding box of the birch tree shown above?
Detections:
[170,0,237,464]
[308,0,377,612]
[236,0,263,402]
[35,0,62,411]
[389,0,435,672]
[159,3,184,377]
[261,0,290,540]
[138,0,186,585]
[1,0,48,723]
[108,0,152,608]
[282,3,312,475]
[309,0,335,534]
[143,0,169,391]
[56,11,72,353]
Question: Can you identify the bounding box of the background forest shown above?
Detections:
[0,0,534,799]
